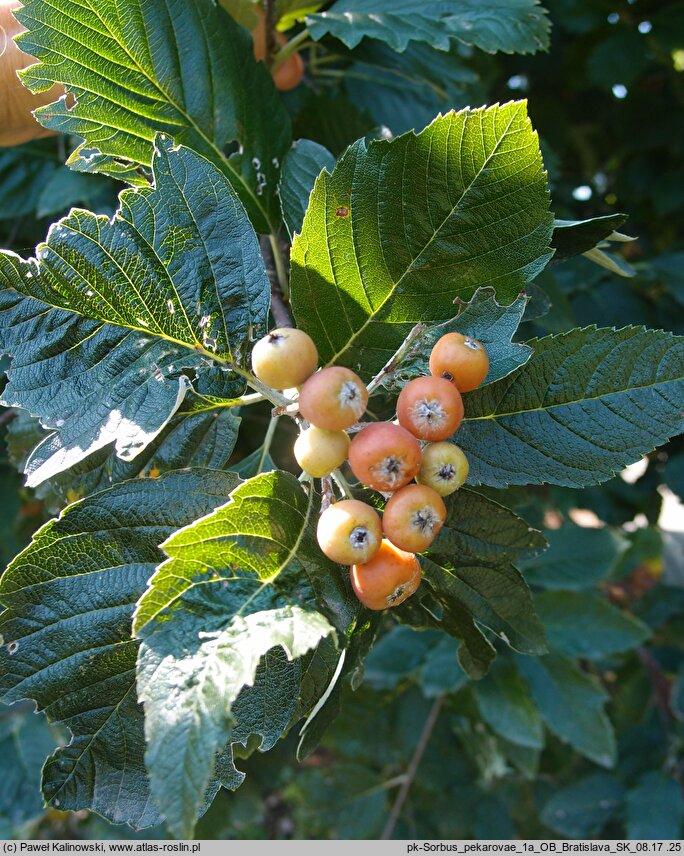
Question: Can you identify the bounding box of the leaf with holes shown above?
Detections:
[290,101,553,379]
[15,0,291,231]
[0,137,269,486]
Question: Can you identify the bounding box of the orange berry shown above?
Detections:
[396,376,464,441]
[429,332,489,392]
[298,367,368,431]
[348,422,422,492]
[382,483,446,553]
[350,539,422,610]
[317,499,382,565]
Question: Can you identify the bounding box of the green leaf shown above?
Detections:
[625,772,684,839]
[0,141,61,220]
[0,705,60,826]
[363,626,441,690]
[7,405,241,514]
[418,637,468,698]
[135,471,355,634]
[0,469,240,827]
[421,557,545,658]
[433,487,546,566]
[290,102,553,379]
[517,653,616,766]
[421,490,546,656]
[306,1,550,55]
[535,590,650,658]
[343,40,480,137]
[16,0,291,231]
[473,657,543,748]
[138,597,333,839]
[458,326,684,488]
[0,137,269,486]
[551,215,630,259]
[133,471,354,837]
[520,523,628,589]
[279,140,336,239]
[541,773,625,837]
[383,288,533,392]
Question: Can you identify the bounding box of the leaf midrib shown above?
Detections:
[464,372,684,423]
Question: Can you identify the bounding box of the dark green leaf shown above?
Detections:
[458,326,684,487]
[0,138,268,486]
[419,637,468,698]
[520,523,628,589]
[535,590,650,658]
[16,0,291,231]
[363,626,442,690]
[625,772,684,839]
[517,653,616,766]
[433,487,546,565]
[0,470,240,827]
[307,1,550,55]
[473,657,543,748]
[279,140,336,238]
[291,102,553,379]
[0,141,60,220]
[541,773,625,837]
[0,704,59,825]
[552,215,630,259]
[422,558,546,656]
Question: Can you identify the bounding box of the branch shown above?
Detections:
[0,407,17,427]
[263,0,277,67]
[367,323,428,395]
[260,235,293,328]
[381,695,444,840]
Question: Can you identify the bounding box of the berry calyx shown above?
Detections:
[317,499,382,565]
[429,332,490,392]
[416,442,469,496]
[350,539,422,610]
[294,426,350,478]
[298,366,368,431]
[251,327,318,390]
[396,375,464,441]
[382,483,446,553]
[348,422,422,492]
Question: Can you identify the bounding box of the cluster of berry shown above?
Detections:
[251,327,490,611]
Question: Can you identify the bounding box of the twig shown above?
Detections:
[263,0,277,67]
[257,416,279,474]
[367,324,428,395]
[271,28,310,68]
[637,646,673,728]
[0,407,17,427]
[320,475,334,511]
[331,469,354,499]
[260,235,293,328]
[268,233,291,303]
[381,695,444,840]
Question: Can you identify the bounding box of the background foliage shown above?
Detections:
[1,0,684,841]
